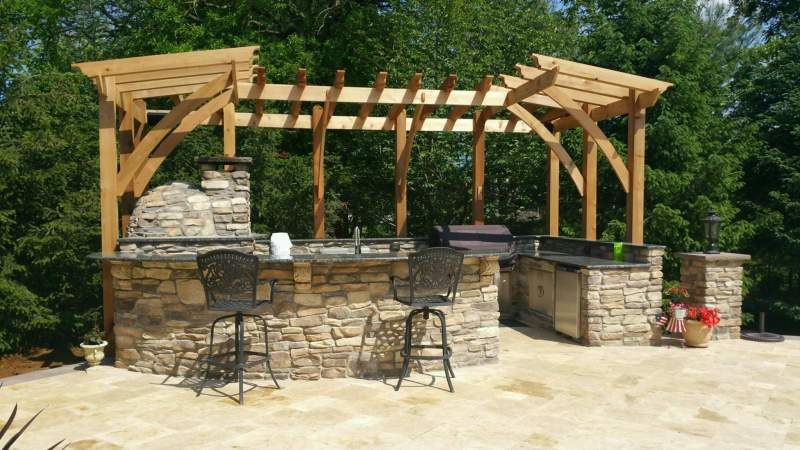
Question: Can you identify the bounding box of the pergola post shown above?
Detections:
[99,78,118,341]
[626,90,646,244]
[472,111,486,225]
[582,104,597,240]
[546,131,560,236]
[312,105,326,238]
[395,109,408,237]
[118,92,135,237]
[223,102,236,156]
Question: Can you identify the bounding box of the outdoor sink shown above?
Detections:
[319,246,372,255]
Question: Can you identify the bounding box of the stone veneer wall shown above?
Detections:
[197,158,251,236]
[581,250,664,347]
[127,183,216,237]
[676,252,750,339]
[110,257,500,380]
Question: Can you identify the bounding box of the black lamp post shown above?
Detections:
[701,209,722,254]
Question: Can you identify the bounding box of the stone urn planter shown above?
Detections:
[80,326,107,366]
[80,341,108,366]
[684,320,713,347]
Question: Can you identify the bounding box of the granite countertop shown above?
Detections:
[87,249,507,263]
[517,251,650,269]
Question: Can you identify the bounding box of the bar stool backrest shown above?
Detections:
[197,249,258,310]
[408,247,464,302]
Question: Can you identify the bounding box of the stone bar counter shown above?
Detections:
[94,249,501,381]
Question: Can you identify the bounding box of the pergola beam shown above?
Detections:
[502,69,559,106]
[115,69,234,196]
[385,73,422,129]
[254,66,266,115]
[506,103,584,196]
[239,81,561,109]
[543,85,630,193]
[325,69,346,121]
[503,73,621,107]
[290,68,307,117]
[448,75,493,123]
[517,64,629,98]
[73,46,259,78]
[356,71,387,124]
[156,110,535,133]
[532,53,673,92]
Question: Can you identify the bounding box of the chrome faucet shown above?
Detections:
[354,226,361,254]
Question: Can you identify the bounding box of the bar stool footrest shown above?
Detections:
[207,351,271,369]
[401,344,452,359]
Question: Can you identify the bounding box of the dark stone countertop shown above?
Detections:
[517,251,650,269]
[87,249,506,264]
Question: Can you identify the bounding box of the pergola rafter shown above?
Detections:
[74,46,671,338]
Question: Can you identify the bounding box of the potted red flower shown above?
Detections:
[684,306,721,347]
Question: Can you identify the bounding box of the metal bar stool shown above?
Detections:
[390,247,464,392]
[197,249,280,405]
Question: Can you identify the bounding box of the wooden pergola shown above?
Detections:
[74,46,671,336]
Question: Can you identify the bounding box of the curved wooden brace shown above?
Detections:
[132,89,235,197]
[542,85,630,193]
[506,103,584,196]
[115,70,234,196]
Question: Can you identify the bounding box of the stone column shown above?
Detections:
[196,156,252,236]
[675,252,751,339]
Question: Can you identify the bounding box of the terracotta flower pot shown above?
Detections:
[80,341,108,366]
[684,320,713,347]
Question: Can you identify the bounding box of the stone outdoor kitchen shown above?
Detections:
[96,157,748,381]
[76,46,750,385]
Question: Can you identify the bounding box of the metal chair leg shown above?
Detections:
[236,312,244,405]
[434,310,454,393]
[395,309,417,391]
[254,314,280,389]
[206,314,234,378]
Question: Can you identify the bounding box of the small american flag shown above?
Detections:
[656,314,668,327]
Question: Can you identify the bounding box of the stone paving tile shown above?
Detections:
[1,325,799,449]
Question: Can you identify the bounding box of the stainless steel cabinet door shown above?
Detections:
[554,267,581,339]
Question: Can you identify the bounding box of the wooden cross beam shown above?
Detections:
[324,69,346,122]
[254,66,266,115]
[356,71,387,125]
[384,73,422,130]
[502,68,559,107]
[447,75,493,124]
[290,68,307,117]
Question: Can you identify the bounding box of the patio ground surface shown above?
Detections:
[2,325,799,449]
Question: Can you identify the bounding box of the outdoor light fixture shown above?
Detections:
[702,209,722,254]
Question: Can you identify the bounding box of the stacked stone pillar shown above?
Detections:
[196,156,252,236]
[676,252,750,339]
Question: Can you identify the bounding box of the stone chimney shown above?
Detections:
[196,156,252,236]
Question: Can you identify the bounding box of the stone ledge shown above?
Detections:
[675,252,751,262]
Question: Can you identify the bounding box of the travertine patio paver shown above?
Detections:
[1,326,799,449]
